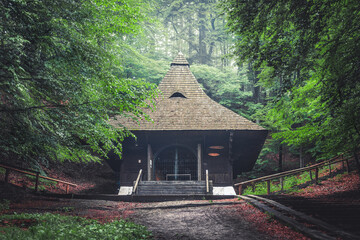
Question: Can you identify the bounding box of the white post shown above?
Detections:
[206,169,209,193]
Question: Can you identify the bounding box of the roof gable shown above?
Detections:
[110,53,265,131]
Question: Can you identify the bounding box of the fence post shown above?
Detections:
[309,170,313,181]
[328,163,332,175]
[280,177,284,191]
[267,180,270,195]
[34,172,40,192]
[66,185,70,194]
[238,185,243,195]
[315,167,319,185]
[5,169,9,183]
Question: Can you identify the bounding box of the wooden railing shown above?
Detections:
[0,163,77,194]
[235,154,352,195]
[132,169,143,194]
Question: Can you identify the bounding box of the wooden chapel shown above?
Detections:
[108,53,267,195]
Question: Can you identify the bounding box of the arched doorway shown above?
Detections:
[153,145,197,181]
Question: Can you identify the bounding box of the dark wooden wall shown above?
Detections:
[109,130,266,186]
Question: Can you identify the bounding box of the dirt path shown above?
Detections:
[130,200,270,240]
[1,183,305,240]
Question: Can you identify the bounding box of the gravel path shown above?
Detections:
[130,200,270,240]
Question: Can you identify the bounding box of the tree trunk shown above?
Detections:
[198,7,207,64]
[299,145,304,168]
[278,144,283,172]
[353,150,360,174]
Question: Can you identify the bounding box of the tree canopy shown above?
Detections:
[0,0,157,165]
[3,0,358,171]
[221,0,360,159]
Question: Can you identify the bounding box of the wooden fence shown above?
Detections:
[0,163,77,194]
[235,154,352,195]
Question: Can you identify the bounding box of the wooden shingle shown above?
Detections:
[110,53,265,131]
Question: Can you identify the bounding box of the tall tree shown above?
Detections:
[222,0,360,159]
[0,0,157,165]
[155,0,232,66]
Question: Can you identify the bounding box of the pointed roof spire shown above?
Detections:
[110,54,266,131]
[171,52,189,66]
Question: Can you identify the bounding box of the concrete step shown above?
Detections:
[140,181,205,185]
[135,180,213,196]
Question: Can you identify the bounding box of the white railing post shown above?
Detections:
[133,169,143,194]
[206,169,209,193]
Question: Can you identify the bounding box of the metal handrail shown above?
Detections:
[132,169,143,194]
[235,154,351,194]
[0,163,77,193]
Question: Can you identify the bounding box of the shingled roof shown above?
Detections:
[110,53,265,131]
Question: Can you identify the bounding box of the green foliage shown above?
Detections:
[191,64,253,116]
[0,213,152,240]
[161,0,219,65]
[0,200,10,212]
[122,50,170,85]
[0,0,157,164]
[58,206,75,213]
[222,0,360,159]
[242,166,331,195]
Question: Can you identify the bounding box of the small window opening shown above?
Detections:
[170,92,186,98]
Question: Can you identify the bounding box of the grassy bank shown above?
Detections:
[0,213,151,240]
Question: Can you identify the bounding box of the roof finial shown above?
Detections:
[171,52,189,66]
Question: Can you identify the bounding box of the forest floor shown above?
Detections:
[0,161,359,239]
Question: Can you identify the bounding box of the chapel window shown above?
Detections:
[170,92,186,98]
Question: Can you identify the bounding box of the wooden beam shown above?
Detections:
[197,144,202,181]
[238,185,243,195]
[0,163,76,187]
[229,131,234,181]
[228,131,233,159]
[147,144,152,181]
[234,156,350,187]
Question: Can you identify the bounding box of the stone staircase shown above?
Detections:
[134,180,213,196]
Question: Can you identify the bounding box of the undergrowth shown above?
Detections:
[0,213,152,240]
[242,163,345,195]
[0,200,10,212]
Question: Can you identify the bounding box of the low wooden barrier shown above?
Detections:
[0,163,77,194]
[235,154,351,195]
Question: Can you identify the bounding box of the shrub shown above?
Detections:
[0,213,152,240]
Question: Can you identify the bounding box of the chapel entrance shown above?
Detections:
[154,145,197,181]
